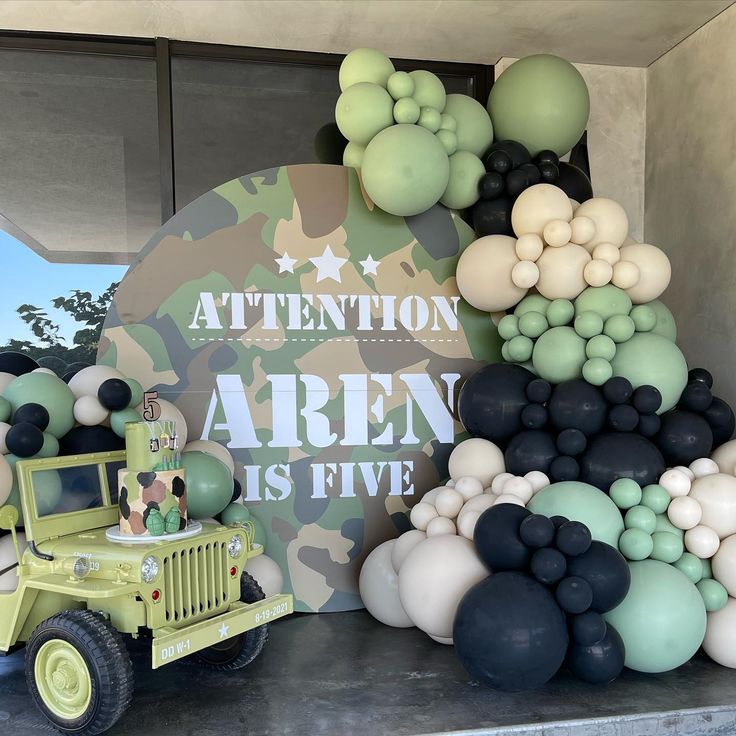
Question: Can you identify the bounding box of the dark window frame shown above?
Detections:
[0,30,494,228]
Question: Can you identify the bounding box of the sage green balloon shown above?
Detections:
[442,93,493,157]
[697,578,728,612]
[4,372,75,439]
[630,304,656,333]
[532,326,587,383]
[387,70,414,100]
[123,378,144,409]
[625,505,656,534]
[582,357,612,386]
[440,113,457,132]
[436,129,458,155]
[515,294,551,317]
[604,559,706,673]
[249,511,267,546]
[610,332,688,413]
[650,531,684,563]
[618,528,653,560]
[34,432,59,459]
[440,151,485,210]
[409,70,446,111]
[393,97,420,124]
[111,408,142,438]
[603,314,635,343]
[655,512,684,538]
[335,82,394,145]
[640,484,670,514]
[488,54,589,156]
[609,478,642,510]
[546,298,574,326]
[339,48,395,91]
[361,124,450,217]
[498,314,520,340]
[181,451,233,520]
[418,106,442,133]
[574,285,632,321]
[343,141,365,168]
[586,334,616,361]
[518,311,548,339]
[508,335,533,363]
[574,311,603,339]
[221,502,251,526]
[648,299,677,341]
[674,552,704,583]
[527,481,624,547]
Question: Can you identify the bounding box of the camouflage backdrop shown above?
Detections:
[100,164,501,612]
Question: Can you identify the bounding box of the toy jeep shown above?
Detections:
[0,451,292,735]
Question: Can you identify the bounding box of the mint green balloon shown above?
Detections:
[498,314,520,340]
[361,124,450,217]
[410,70,446,111]
[515,294,551,317]
[339,48,395,91]
[442,94,493,157]
[181,451,233,520]
[648,299,677,341]
[343,141,365,168]
[418,106,442,133]
[610,478,642,510]
[387,70,414,100]
[582,358,612,386]
[574,311,603,338]
[527,481,624,547]
[4,372,75,439]
[393,97,420,124]
[508,335,534,362]
[611,332,688,413]
[501,342,512,361]
[221,502,251,526]
[630,305,656,333]
[33,432,59,459]
[655,513,684,538]
[0,397,10,423]
[123,378,144,409]
[518,311,548,339]
[641,484,670,514]
[335,82,394,145]
[436,129,458,155]
[532,326,587,383]
[604,314,635,343]
[441,151,484,209]
[619,528,653,560]
[697,578,728,612]
[586,334,616,360]
[650,531,684,563]
[546,298,575,326]
[674,552,704,583]
[488,54,589,156]
[605,559,706,673]
[701,558,713,579]
[625,505,656,534]
[111,408,142,438]
[575,285,632,321]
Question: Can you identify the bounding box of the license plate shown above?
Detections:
[151,593,293,668]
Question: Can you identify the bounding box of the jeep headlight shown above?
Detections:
[228,535,244,559]
[141,555,160,583]
[72,557,90,579]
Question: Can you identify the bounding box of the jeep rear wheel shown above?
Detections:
[196,571,269,670]
[26,610,133,736]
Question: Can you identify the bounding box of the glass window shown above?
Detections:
[33,465,104,517]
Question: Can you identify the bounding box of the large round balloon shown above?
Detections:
[58,425,125,456]
[339,47,395,91]
[655,410,714,466]
[361,124,450,216]
[488,55,590,157]
[440,151,485,210]
[335,82,394,145]
[604,559,706,673]
[565,541,630,613]
[359,540,413,628]
[442,93,493,157]
[472,196,514,237]
[4,373,75,439]
[453,571,569,691]
[702,597,736,668]
[180,451,233,519]
[556,162,593,203]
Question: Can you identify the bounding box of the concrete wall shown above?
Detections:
[645,4,736,409]
[497,58,647,241]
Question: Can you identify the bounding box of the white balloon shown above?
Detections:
[659,469,692,498]
[429,634,454,645]
[73,395,109,427]
[524,471,550,493]
[673,465,696,481]
[712,536,736,598]
[0,531,27,592]
[244,553,284,598]
[685,525,721,559]
[0,454,12,506]
[183,440,235,476]
[667,496,702,530]
[445,479,456,488]
[703,596,736,668]
[491,472,514,495]
[689,474,736,539]
[360,541,413,628]
[501,477,534,504]
[32,367,56,375]
[426,516,457,536]
[410,502,438,531]
[448,438,505,487]
[712,440,736,476]
[68,365,126,400]
[453,476,484,500]
[690,458,720,479]
[391,530,427,573]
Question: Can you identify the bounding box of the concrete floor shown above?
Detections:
[2,611,736,735]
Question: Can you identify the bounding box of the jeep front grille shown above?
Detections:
[162,541,229,623]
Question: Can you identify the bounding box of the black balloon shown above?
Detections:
[637,413,661,437]
[5,422,44,457]
[556,521,592,557]
[98,378,132,411]
[632,385,662,415]
[680,382,712,412]
[453,572,569,692]
[518,163,541,185]
[0,351,38,376]
[688,368,713,388]
[506,169,531,198]
[549,455,580,482]
[530,547,567,585]
[556,428,586,456]
[565,541,630,613]
[520,514,555,549]
[458,363,535,446]
[538,161,559,183]
[556,162,593,203]
[655,410,713,466]
[478,171,505,200]
[59,426,125,456]
[472,196,514,237]
[571,611,607,646]
[551,515,569,528]
[526,378,552,404]
[580,432,665,491]
[705,397,735,447]
[486,140,531,169]
[231,477,242,504]
[314,122,347,164]
[505,430,557,475]
[603,377,633,405]
[555,576,593,614]
[608,404,639,432]
[521,403,548,429]
[485,149,513,174]
[549,380,607,435]
[13,403,50,431]
[474,503,531,572]
[567,624,625,685]
[536,150,559,167]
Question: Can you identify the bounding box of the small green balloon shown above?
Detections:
[501,342,512,362]
[508,335,534,363]
[527,481,624,547]
[4,372,75,439]
[516,294,552,317]
[0,397,10,423]
[518,311,548,339]
[343,141,365,168]
[393,97,420,124]
[604,314,636,343]
[701,558,713,579]
[674,552,704,583]
[111,407,143,438]
[339,48,395,91]
[442,93,493,157]
[697,578,728,612]
[439,113,457,132]
[532,326,587,383]
[440,151,485,210]
[417,106,442,133]
[33,432,59,459]
[640,484,670,514]
[650,531,684,563]
[654,513,684,539]
[335,82,394,145]
[409,70,446,111]
[574,285,632,321]
[619,528,654,560]
[630,305,656,333]
[435,129,458,155]
[609,478,642,509]
[605,559,706,673]
[574,310,604,338]
[498,314,520,340]
[124,378,144,409]
[585,334,617,361]
[181,451,233,520]
[582,357,612,386]
[648,299,677,342]
[387,70,414,100]
[625,505,657,534]
[221,502,251,525]
[546,298,575,326]
[249,511,267,547]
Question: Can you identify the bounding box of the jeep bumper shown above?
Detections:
[151,593,293,668]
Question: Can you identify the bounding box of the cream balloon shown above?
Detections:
[623,234,639,246]
[426,516,457,536]
[685,525,721,558]
[570,216,596,246]
[712,535,736,597]
[73,395,109,427]
[391,529,427,573]
[592,242,621,265]
[512,184,573,238]
[494,493,526,507]
[583,259,613,287]
[543,219,572,247]
[359,540,413,628]
[457,510,482,540]
[703,597,736,668]
[183,440,235,476]
[712,440,736,475]
[409,502,438,531]
[515,233,544,261]
[448,438,505,487]
[574,197,629,250]
[0,454,12,506]
[0,531,27,592]
[398,536,488,639]
[535,243,591,300]
[456,235,526,312]
[611,260,640,290]
[429,634,454,645]
[501,476,534,504]
[619,243,671,303]
[421,487,445,506]
[453,476,484,500]
[524,471,550,493]
[667,496,702,530]
[511,260,540,289]
[434,488,464,519]
[689,474,736,538]
[244,553,284,598]
[690,458,720,479]
[68,365,127,400]
[491,472,514,494]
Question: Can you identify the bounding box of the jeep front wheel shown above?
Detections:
[26,610,134,736]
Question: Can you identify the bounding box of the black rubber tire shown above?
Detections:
[196,571,270,670]
[25,610,134,736]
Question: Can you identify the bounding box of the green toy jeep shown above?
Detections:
[0,451,293,735]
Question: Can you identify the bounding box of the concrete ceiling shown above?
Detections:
[2,0,733,67]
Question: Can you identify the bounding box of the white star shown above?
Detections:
[309,245,348,283]
[359,254,381,276]
[218,623,230,640]
[274,251,298,274]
